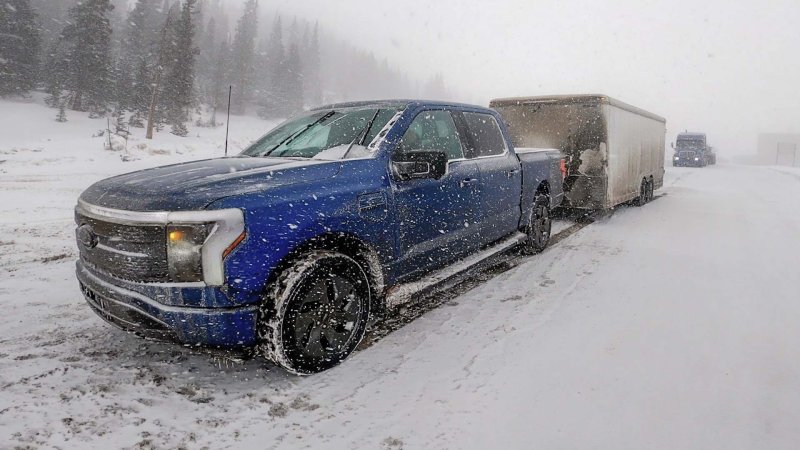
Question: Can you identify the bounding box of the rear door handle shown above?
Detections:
[460,178,478,188]
[506,169,520,178]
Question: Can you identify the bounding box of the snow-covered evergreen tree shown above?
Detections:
[210,38,230,127]
[119,0,161,116]
[164,0,197,136]
[259,14,284,119]
[30,0,73,49]
[229,0,257,114]
[58,0,115,113]
[284,42,304,115]
[55,101,67,122]
[303,22,322,107]
[0,0,42,97]
[195,15,216,107]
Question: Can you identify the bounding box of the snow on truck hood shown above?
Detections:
[79,157,341,212]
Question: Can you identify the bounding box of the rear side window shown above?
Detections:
[398,110,464,160]
[462,112,507,158]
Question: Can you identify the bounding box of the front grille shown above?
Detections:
[679,151,695,159]
[80,282,174,338]
[75,212,169,282]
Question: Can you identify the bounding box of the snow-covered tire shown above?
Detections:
[257,251,371,375]
[520,193,552,255]
[636,179,648,207]
[646,178,655,202]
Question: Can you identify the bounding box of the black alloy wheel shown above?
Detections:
[521,193,552,255]
[259,251,370,374]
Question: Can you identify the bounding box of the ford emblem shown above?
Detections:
[77,224,99,249]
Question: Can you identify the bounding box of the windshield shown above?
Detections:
[241,107,400,159]
[676,138,705,149]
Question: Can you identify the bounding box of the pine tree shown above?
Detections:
[56,101,68,122]
[0,0,42,97]
[164,0,198,136]
[259,15,284,119]
[196,16,216,106]
[210,38,230,127]
[58,0,115,113]
[127,59,150,127]
[29,0,72,50]
[120,0,161,115]
[229,0,257,114]
[284,42,304,115]
[145,5,175,139]
[304,22,321,106]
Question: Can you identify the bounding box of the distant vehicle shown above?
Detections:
[491,94,666,209]
[672,132,716,167]
[74,100,565,374]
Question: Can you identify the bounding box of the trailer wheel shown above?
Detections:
[521,193,552,255]
[646,179,655,202]
[257,251,371,374]
[636,179,648,207]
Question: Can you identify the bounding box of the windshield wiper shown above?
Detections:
[342,109,382,160]
[262,111,336,157]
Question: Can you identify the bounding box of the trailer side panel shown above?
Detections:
[603,104,666,207]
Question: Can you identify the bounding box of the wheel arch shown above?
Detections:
[521,181,552,231]
[269,232,386,303]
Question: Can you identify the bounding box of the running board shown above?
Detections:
[384,232,527,308]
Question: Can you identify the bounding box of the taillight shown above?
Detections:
[560,159,567,179]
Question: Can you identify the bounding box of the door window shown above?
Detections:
[398,111,464,160]
[462,112,507,158]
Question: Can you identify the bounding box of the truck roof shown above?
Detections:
[489,94,666,123]
[677,132,706,138]
[311,99,494,113]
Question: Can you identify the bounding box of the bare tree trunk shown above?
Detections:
[146,8,174,140]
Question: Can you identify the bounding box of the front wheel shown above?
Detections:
[258,251,371,374]
[520,193,552,255]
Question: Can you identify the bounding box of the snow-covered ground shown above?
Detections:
[2,99,800,449]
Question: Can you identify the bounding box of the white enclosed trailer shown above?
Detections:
[491,95,666,210]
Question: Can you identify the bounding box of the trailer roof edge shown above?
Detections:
[490,94,666,124]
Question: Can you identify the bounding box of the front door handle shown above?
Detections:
[506,169,520,178]
[460,178,478,188]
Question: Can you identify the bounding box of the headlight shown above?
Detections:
[167,223,212,282]
[674,156,679,160]
[694,157,699,161]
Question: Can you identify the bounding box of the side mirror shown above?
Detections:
[392,150,448,180]
[670,142,675,149]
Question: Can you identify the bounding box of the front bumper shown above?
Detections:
[76,261,258,348]
[673,159,702,167]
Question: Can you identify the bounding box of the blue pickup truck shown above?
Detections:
[75,100,564,373]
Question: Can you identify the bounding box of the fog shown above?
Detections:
[261,0,800,156]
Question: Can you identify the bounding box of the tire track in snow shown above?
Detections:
[359,208,612,351]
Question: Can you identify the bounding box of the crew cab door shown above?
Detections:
[390,110,480,276]
[458,111,523,243]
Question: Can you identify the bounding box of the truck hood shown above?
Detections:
[80,157,341,211]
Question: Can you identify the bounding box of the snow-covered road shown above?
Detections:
[2,103,800,449]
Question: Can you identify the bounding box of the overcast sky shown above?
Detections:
[267,0,799,154]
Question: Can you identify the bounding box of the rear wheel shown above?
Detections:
[646,179,655,202]
[636,179,648,207]
[521,193,552,255]
[258,251,371,374]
